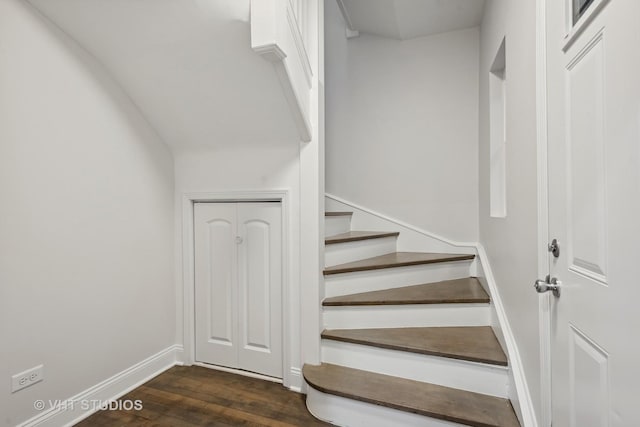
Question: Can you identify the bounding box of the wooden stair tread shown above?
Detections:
[325,230,400,245]
[325,211,353,217]
[323,252,475,276]
[323,277,489,306]
[321,326,507,366]
[303,363,520,427]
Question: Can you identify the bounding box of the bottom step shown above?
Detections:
[303,364,519,427]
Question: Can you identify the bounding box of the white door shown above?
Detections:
[194,202,283,378]
[545,0,640,425]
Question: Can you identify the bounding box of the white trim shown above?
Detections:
[18,345,183,427]
[289,367,303,393]
[536,0,552,425]
[562,0,611,52]
[285,0,313,85]
[335,0,355,31]
[273,60,313,142]
[477,245,539,427]
[180,190,301,391]
[325,193,477,248]
[345,28,360,39]
[252,43,287,62]
[250,0,312,142]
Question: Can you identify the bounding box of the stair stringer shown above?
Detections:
[475,245,539,427]
[325,194,477,256]
[321,194,538,427]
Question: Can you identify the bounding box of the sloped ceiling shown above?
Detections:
[27,0,299,151]
[339,0,485,40]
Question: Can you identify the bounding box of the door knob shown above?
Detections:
[534,275,561,297]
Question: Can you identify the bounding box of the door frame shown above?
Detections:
[180,190,294,387]
[535,0,552,425]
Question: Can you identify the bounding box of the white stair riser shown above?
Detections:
[321,340,509,398]
[325,237,397,267]
[322,304,491,329]
[324,261,472,298]
[325,216,352,237]
[306,387,464,427]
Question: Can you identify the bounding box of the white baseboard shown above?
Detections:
[289,367,303,393]
[18,345,184,427]
[476,245,538,427]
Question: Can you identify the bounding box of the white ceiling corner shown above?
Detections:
[25,0,299,151]
[339,0,486,40]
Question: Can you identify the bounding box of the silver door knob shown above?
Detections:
[534,275,561,297]
[235,236,243,244]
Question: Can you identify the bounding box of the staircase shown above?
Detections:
[302,211,520,427]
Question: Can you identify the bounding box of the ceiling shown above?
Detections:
[338,0,486,40]
[26,0,299,151]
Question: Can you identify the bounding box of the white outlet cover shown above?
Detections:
[11,365,44,393]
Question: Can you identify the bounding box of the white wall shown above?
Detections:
[0,1,175,424]
[478,0,541,421]
[26,0,301,150]
[325,0,480,242]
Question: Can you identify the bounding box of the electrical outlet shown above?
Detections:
[11,365,44,393]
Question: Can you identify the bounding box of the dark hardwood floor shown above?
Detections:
[75,366,329,426]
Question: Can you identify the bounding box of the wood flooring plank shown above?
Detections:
[75,366,328,427]
[303,363,520,427]
[322,326,508,366]
[323,252,475,275]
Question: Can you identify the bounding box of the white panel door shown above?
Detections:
[545,1,640,425]
[194,202,283,378]
[237,203,283,377]
[194,203,238,369]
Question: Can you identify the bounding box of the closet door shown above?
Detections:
[194,202,282,378]
[194,203,238,368]
[237,203,282,378]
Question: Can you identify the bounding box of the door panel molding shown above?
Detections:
[568,324,610,427]
[205,218,235,345]
[564,29,608,286]
[237,204,283,377]
[562,0,611,52]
